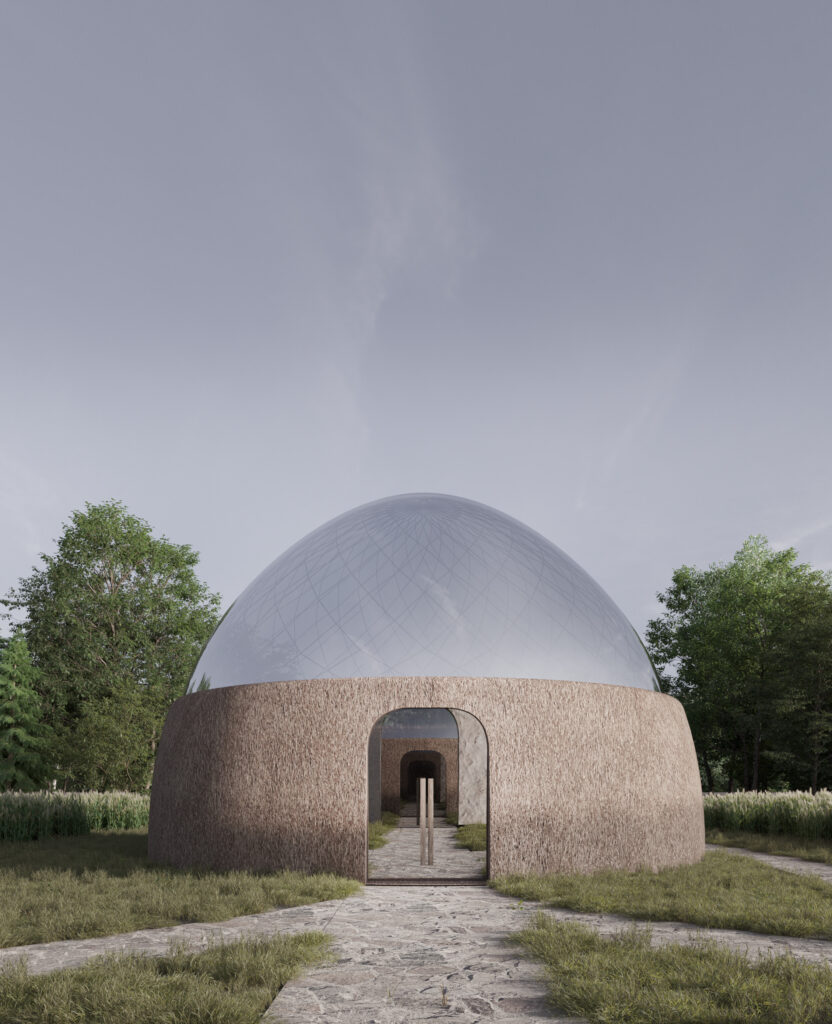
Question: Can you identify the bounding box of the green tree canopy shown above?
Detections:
[3,501,221,790]
[0,632,51,791]
[647,536,832,791]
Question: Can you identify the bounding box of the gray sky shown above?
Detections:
[2,1,831,641]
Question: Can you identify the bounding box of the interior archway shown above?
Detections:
[400,749,446,804]
[367,705,489,883]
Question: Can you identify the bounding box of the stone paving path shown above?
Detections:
[369,814,486,880]
[5,845,832,1021]
[264,886,584,1022]
[266,870,832,1023]
[705,841,832,883]
[0,902,341,977]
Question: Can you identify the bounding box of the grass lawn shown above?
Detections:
[0,830,360,948]
[0,932,331,1024]
[455,823,486,851]
[492,850,832,939]
[367,812,399,849]
[515,914,832,1024]
[707,828,832,865]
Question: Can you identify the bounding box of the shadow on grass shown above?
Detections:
[706,828,832,866]
[0,830,361,948]
[0,830,151,879]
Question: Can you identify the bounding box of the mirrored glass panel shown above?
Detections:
[190,493,659,691]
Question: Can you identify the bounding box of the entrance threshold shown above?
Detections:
[367,877,487,886]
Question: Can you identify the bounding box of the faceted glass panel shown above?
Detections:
[190,493,659,691]
[381,708,459,738]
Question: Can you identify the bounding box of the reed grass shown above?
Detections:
[0,791,149,841]
[703,790,832,838]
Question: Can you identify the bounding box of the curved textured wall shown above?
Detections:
[148,677,704,879]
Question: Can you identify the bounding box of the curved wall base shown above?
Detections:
[148,677,704,880]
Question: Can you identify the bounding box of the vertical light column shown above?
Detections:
[428,777,434,865]
[419,777,427,865]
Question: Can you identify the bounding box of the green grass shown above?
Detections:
[0,830,361,948]
[367,812,399,849]
[704,790,832,839]
[707,828,832,865]
[0,932,331,1024]
[514,914,832,1024]
[0,791,150,841]
[455,823,486,851]
[492,850,832,939]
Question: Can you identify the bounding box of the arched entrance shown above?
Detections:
[367,706,488,883]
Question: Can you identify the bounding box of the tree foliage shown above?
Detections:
[0,633,51,791]
[3,501,220,790]
[647,536,832,791]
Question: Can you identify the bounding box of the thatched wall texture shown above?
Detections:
[380,738,459,815]
[367,719,383,822]
[148,677,704,880]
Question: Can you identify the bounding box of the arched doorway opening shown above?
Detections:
[367,706,488,883]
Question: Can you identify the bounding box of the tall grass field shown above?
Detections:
[5,789,832,842]
[0,791,150,841]
[704,790,832,838]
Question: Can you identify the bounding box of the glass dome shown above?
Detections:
[190,493,659,691]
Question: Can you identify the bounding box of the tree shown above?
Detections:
[3,501,221,790]
[0,632,51,790]
[778,579,832,792]
[647,536,832,791]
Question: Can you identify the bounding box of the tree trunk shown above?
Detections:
[811,680,823,795]
[752,722,762,791]
[701,751,715,792]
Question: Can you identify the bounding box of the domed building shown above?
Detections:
[148,494,704,879]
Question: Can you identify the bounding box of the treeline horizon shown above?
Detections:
[2,501,832,795]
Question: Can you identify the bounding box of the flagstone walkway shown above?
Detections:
[3,843,832,1022]
[368,810,486,880]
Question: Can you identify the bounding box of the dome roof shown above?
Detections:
[190,493,658,691]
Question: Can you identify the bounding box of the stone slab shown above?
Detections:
[369,816,486,880]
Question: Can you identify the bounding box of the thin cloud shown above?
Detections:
[575,344,690,512]
[772,518,832,554]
